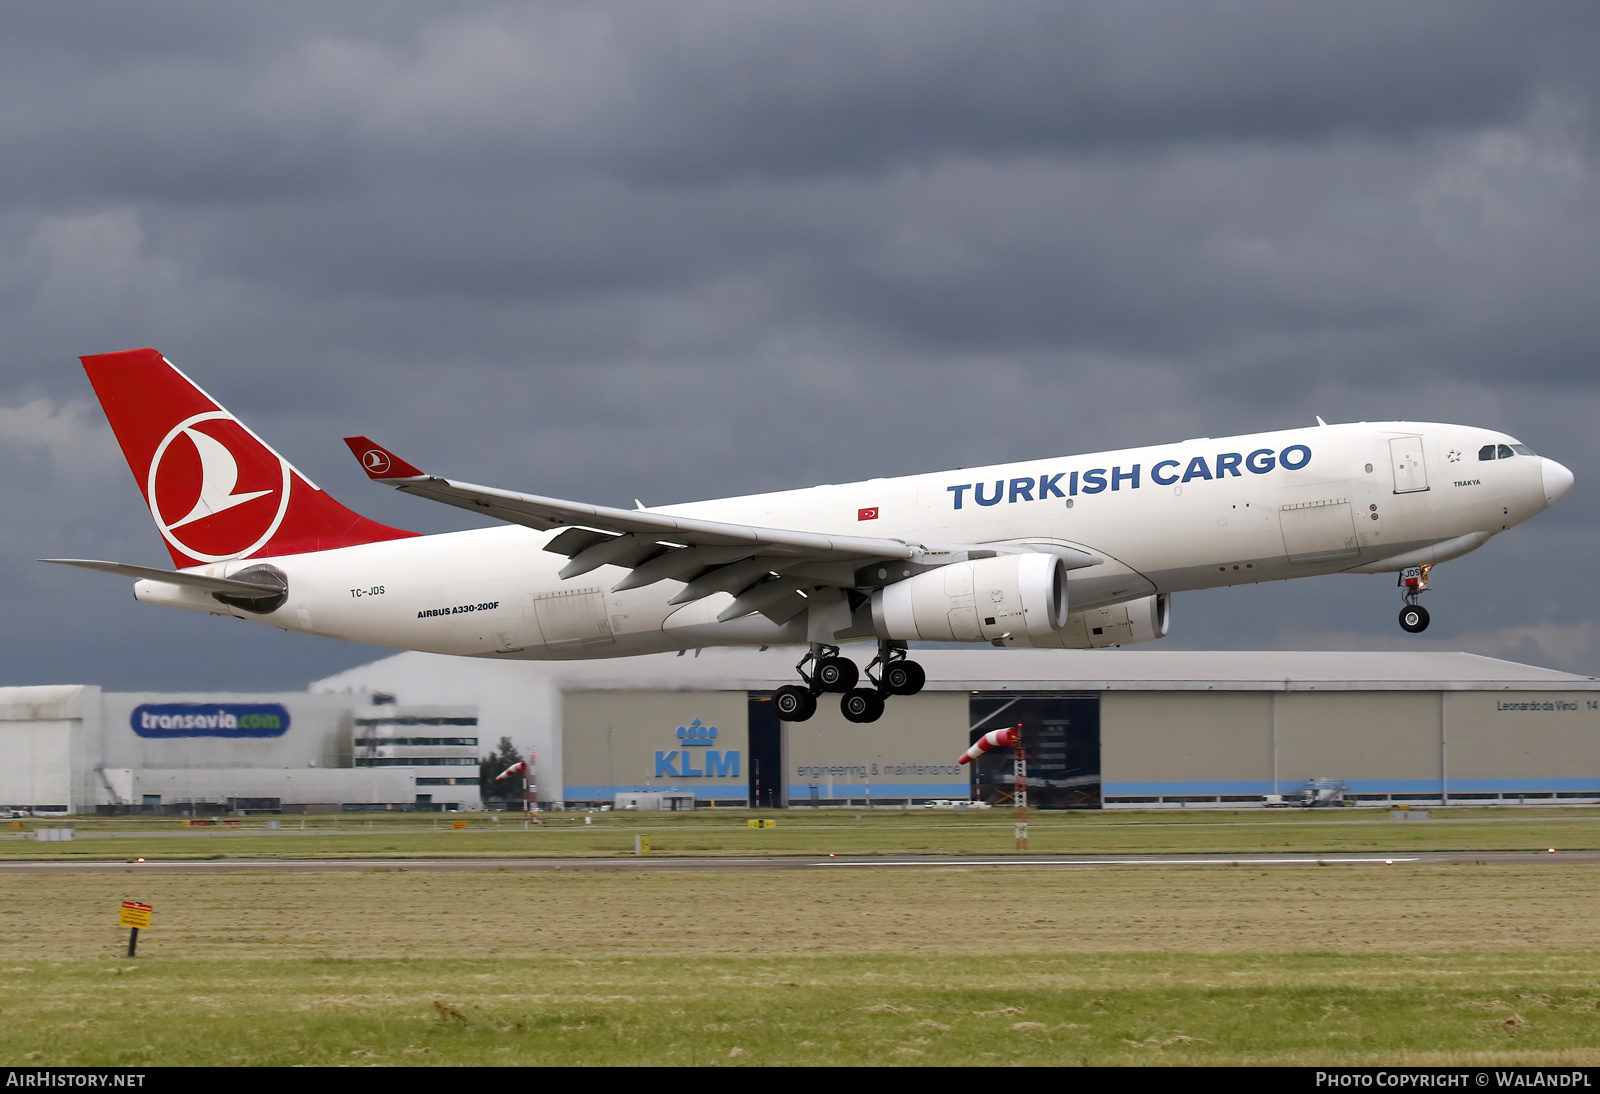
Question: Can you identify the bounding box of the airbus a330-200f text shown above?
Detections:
[48,349,1574,724]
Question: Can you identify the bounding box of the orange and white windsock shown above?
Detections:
[958,727,1019,765]
[495,761,527,782]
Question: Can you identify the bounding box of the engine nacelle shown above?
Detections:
[870,553,1069,642]
[1077,592,1170,647]
[994,592,1171,649]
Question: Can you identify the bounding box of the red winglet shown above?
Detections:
[343,437,426,480]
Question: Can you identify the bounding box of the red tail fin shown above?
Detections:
[81,348,417,567]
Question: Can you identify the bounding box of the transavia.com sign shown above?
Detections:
[130,703,291,739]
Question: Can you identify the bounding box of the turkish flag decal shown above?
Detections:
[858,507,879,521]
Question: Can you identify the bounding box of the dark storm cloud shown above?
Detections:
[0,2,1596,688]
[1,1,1595,204]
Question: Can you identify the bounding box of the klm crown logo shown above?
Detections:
[655,717,739,779]
[676,718,717,746]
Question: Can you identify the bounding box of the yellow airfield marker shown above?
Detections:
[119,901,153,957]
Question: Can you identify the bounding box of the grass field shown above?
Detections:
[7,806,1600,859]
[4,859,1600,1065]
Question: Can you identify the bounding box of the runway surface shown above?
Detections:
[1,850,1594,873]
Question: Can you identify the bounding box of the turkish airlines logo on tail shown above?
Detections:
[362,449,392,475]
[147,412,291,563]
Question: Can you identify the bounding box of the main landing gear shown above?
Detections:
[1398,564,1432,634]
[772,641,925,724]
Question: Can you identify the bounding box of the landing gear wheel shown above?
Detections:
[880,659,926,696]
[840,688,885,724]
[1399,605,1430,634]
[814,656,859,693]
[773,685,817,722]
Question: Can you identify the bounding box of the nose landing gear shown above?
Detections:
[771,641,926,723]
[1398,565,1432,633]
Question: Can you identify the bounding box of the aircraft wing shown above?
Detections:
[344,437,1099,625]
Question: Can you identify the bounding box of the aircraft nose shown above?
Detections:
[1541,457,1574,504]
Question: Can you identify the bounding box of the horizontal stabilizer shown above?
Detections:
[39,558,286,599]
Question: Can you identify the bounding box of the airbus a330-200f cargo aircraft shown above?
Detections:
[48,349,1575,724]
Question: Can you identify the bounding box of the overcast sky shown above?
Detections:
[3,1,1598,690]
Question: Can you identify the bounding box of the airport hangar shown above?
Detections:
[3,648,1597,815]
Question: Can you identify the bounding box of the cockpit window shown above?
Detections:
[1511,443,1536,456]
[1479,444,1497,461]
[1497,444,1515,459]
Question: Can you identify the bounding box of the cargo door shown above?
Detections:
[1389,436,1429,494]
[1279,499,1360,562]
[530,587,615,650]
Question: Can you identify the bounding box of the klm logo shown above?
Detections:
[656,718,740,778]
[655,751,740,778]
[676,718,717,745]
[947,445,1312,509]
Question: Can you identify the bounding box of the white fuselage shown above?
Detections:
[135,421,1559,658]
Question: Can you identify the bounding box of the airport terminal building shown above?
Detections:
[0,687,484,815]
[6,648,1594,814]
[314,648,1600,809]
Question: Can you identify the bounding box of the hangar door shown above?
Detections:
[747,693,784,808]
[969,693,1101,809]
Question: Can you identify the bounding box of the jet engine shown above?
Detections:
[994,592,1171,648]
[870,553,1069,642]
